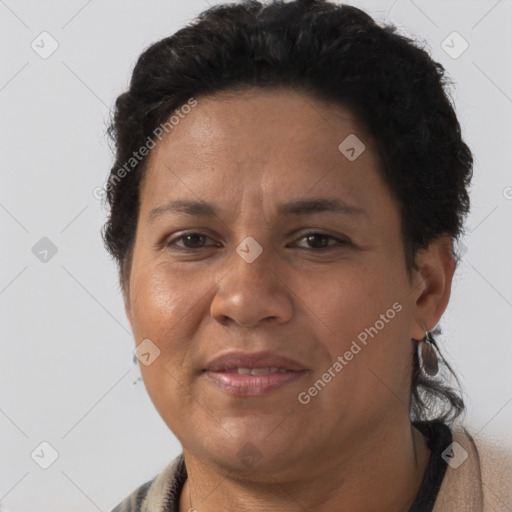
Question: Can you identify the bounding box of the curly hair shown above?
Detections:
[102,0,472,425]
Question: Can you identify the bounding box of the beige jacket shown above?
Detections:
[112,424,512,512]
[432,424,512,511]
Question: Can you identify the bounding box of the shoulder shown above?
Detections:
[433,421,512,512]
[110,478,155,512]
[466,425,512,510]
[110,454,185,512]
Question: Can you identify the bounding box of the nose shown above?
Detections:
[210,244,294,327]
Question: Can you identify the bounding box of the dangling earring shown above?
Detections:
[413,331,439,377]
[132,353,143,385]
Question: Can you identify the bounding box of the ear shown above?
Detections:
[124,295,132,330]
[122,278,133,330]
[409,234,456,341]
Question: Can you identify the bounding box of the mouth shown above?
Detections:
[204,350,307,373]
[202,367,309,396]
[207,366,295,375]
[202,350,309,396]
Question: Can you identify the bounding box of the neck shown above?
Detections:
[179,419,431,512]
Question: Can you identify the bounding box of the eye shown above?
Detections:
[166,232,219,251]
[292,232,350,250]
[164,231,350,253]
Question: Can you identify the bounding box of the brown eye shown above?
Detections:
[294,232,350,250]
[166,232,218,251]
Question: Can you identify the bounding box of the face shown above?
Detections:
[124,88,433,477]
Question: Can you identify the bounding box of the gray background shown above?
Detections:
[1,0,511,510]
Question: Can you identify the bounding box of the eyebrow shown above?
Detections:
[146,197,368,223]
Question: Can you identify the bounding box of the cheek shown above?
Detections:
[130,265,209,428]
[310,263,410,381]
[312,265,401,333]
[129,263,215,399]
[130,263,207,338]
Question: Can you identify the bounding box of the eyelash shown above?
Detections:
[164,231,350,252]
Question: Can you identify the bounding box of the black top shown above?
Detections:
[408,419,453,511]
[127,419,453,512]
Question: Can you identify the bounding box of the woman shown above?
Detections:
[102,1,512,510]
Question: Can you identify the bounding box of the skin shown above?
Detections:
[123,87,455,512]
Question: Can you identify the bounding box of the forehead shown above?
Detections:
[140,88,384,215]
[147,88,367,163]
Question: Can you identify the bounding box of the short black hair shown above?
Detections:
[102,0,471,424]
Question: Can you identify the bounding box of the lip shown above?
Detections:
[202,350,309,397]
[204,370,309,396]
[203,350,307,372]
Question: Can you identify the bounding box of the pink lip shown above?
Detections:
[204,350,307,372]
[204,369,309,396]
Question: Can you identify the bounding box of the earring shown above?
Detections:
[413,331,439,377]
